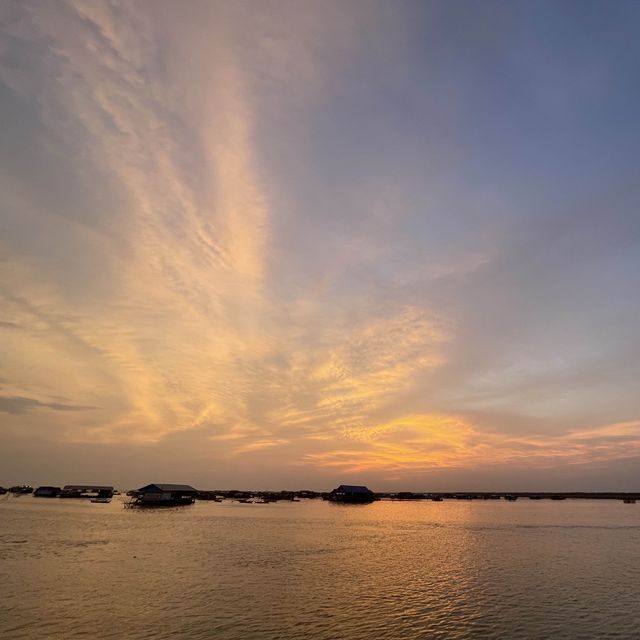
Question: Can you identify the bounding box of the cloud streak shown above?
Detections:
[1,1,639,488]
[0,395,98,415]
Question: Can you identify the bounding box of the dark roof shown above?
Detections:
[138,483,197,493]
[63,485,114,491]
[333,485,373,494]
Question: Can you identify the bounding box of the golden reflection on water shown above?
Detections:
[2,498,640,639]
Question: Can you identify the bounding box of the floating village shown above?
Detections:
[1,483,639,506]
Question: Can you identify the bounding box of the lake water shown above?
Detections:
[1,496,640,639]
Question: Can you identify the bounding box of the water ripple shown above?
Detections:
[1,499,640,639]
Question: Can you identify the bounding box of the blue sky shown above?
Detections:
[1,0,639,489]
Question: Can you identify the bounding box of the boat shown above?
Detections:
[504,495,518,501]
[91,497,111,504]
[623,498,636,504]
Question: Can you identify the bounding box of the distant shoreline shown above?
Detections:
[3,486,640,502]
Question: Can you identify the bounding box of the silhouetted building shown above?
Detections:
[327,485,375,504]
[134,483,198,507]
[60,485,114,499]
[9,485,33,494]
[34,486,61,497]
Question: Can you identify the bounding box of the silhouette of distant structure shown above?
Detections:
[34,486,61,497]
[60,485,113,499]
[132,483,198,507]
[9,485,33,494]
[327,485,376,504]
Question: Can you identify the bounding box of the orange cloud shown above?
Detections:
[303,416,640,474]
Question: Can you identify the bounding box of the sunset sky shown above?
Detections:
[1,1,639,490]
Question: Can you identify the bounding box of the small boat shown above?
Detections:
[623,498,636,504]
[432,496,443,502]
[504,495,517,501]
[91,498,111,504]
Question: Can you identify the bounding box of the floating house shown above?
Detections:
[60,485,114,499]
[132,484,198,507]
[327,485,376,504]
[9,485,33,494]
[34,486,61,498]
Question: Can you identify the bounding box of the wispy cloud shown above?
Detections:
[0,395,98,415]
[1,1,639,487]
[0,320,23,330]
[304,417,640,476]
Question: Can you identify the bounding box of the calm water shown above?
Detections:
[2,496,640,639]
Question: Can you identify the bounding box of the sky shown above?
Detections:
[1,0,639,491]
